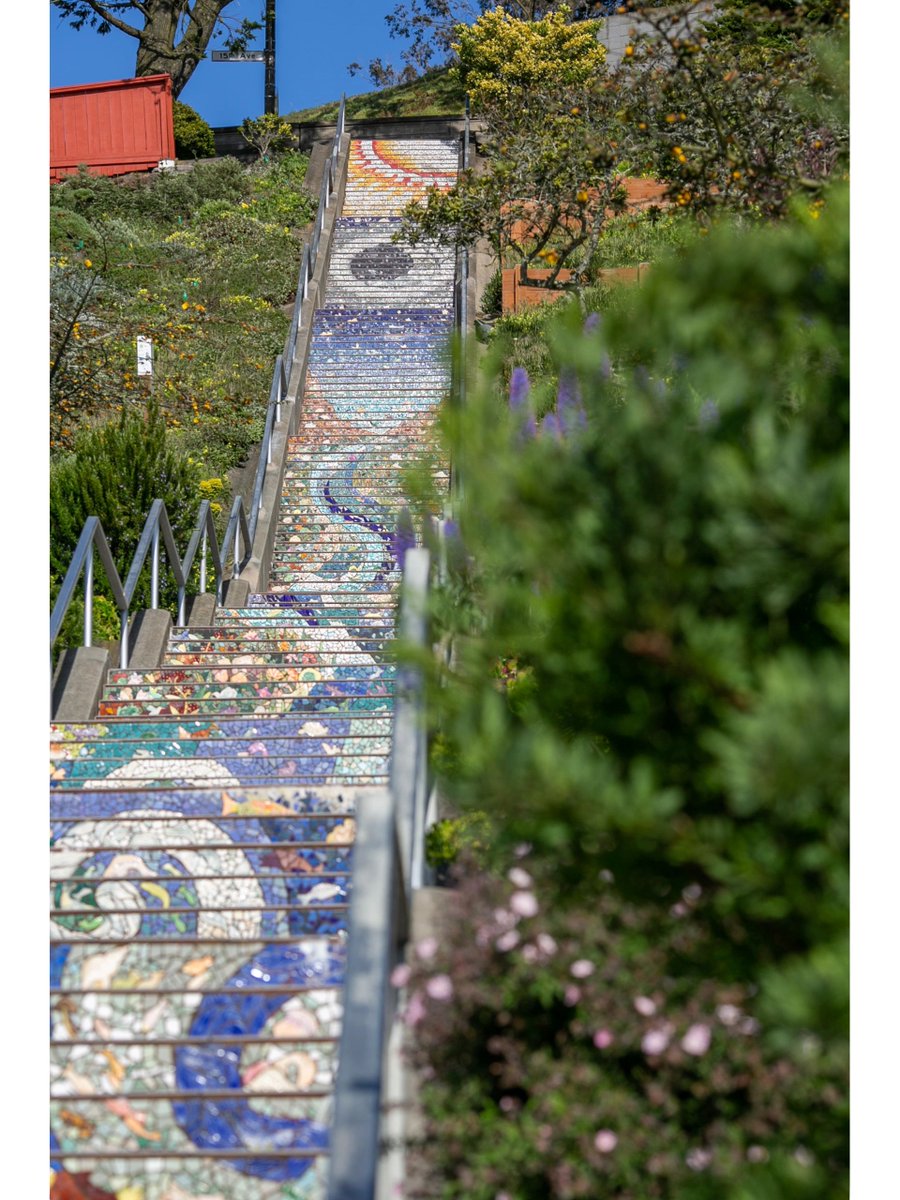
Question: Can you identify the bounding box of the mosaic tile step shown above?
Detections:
[164,635,393,654]
[104,682,394,705]
[50,1161,331,1200]
[52,768,387,792]
[108,665,395,685]
[51,1094,338,1161]
[51,716,394,742]
[97,695,395,717]
[160,653,389,670]
[50,781,371,816]
[264,575,402,591]
[312,307,453,325]
[244,594,398,609]
[51,733,391,762]
[221,607,396,621]
[170,624,391,641]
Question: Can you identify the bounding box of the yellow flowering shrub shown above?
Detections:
[451,6,606,112]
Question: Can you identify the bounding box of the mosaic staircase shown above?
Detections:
[50,137,458,1200]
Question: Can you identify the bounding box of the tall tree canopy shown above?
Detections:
[51,1,262,98]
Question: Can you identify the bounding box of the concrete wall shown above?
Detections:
[597,1,719,65]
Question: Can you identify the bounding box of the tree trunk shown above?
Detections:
[134,0,228,99]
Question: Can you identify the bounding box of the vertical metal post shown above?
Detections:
[200,527,208,594]
[233,524,241,578]
[150,524,160,609]
[264,0,276,115]
[119,611,129,669]
[83,550,93,648]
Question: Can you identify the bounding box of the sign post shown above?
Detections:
[210,0,276,115]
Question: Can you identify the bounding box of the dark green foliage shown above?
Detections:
[50,400,202,606]
[410,182,848,1194]
[479,268,503,318]
[173,100,216,160]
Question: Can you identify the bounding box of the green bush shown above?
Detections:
[480,267,504,318]
[408,182,848,1196]
[50,400,202,614]
[239,112,295,160]
[173,100,216,160]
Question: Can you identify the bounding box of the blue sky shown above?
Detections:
[49,1,410,124]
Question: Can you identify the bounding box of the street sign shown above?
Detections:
[211,50,266,62]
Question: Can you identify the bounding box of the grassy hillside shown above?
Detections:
[282,67,465,124]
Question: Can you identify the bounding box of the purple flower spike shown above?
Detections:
[556,370,586,434]
[522,414,538,440]
[540,411,563,440]
[584,312,601,334]
[509,366,531,411]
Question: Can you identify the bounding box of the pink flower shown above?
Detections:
[686,1147,712,1171]
[593,1028,614,1049]
[499,1096,517,1112]
[521,944,539,963]
[633,995,656,1017]
[496,930,520,952]
[403,991,427,1027]
[564,985,581,1006]
[594,1130,618,1154]
[425,974,454,1001]
[536,933,558,956]
[493,907,516,929]
[716,1003,742,1026]
[510,890,539,918]
[390,963,411,989]
[508,867,533,888]
[570,959,595,979]
[681,1023,711,1056]
[642,1026,672,1056]
[513,843,532,858]
[415,937,438,960]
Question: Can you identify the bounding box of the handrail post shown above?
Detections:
[200,526,208,594]
[83,549,93,648]
[150,524,160,609]
[119,610,129,669]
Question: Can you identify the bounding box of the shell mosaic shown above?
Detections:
[50,138,456,1198]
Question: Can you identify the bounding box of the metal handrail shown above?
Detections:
[326,540,428,1200]
[50,498,234,671]
[239,95,348,567]
[326,789,408,1200]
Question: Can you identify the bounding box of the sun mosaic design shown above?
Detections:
[50,139,459,1200]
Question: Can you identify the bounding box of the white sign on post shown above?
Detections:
[136,336,153,377]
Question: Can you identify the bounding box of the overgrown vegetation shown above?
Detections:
[403,177,849,1199]
[50,152,316,476]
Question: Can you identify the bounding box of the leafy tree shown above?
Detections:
[614,2,849,216]
[397,7,622,287]
[50,1,262,98]
[240,112,295,160]
[350,0,617,89]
